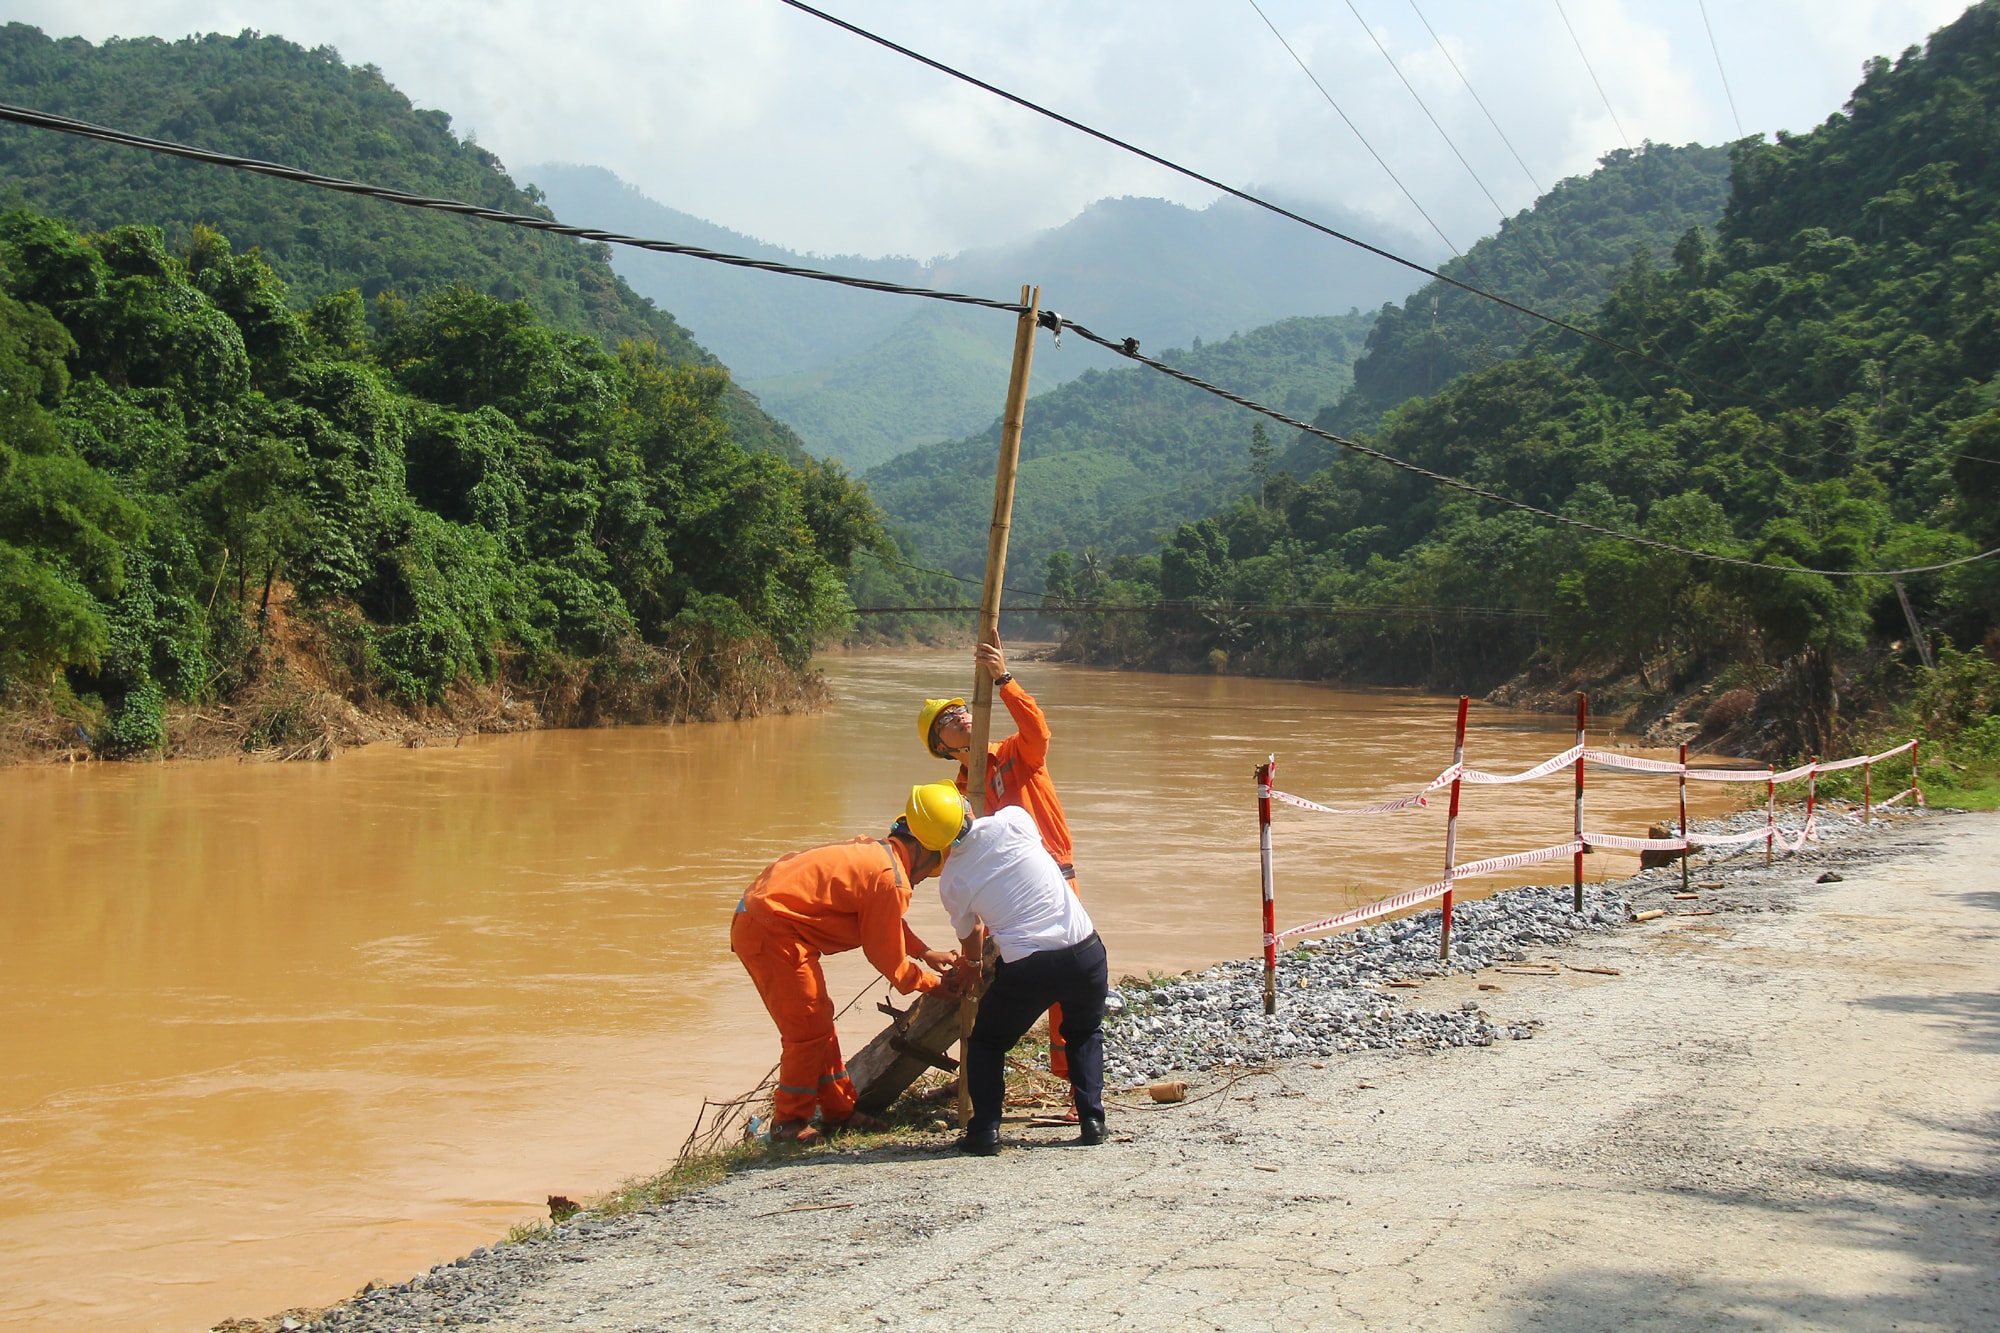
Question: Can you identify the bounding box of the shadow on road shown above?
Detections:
[1492,1110,2000,1331]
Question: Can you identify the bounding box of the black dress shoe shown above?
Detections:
[1076,1114,1107,1146]
[956,1124,1000,1156]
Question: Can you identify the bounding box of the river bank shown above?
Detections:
[248,803,1999,1332]
[0,598,829,768]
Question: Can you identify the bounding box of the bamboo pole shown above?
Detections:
[959,284,1040,1129]
[1439,697,1469,962]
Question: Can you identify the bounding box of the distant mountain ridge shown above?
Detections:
[529,163,1436,468]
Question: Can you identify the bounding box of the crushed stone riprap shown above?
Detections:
[1103,884,1627,1084]
[1100,802,1892,1087]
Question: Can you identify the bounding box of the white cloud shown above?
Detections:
[8,0,1979,257]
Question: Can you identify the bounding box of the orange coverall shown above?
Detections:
[731,837,938,1124]
[955,676,1082,1074]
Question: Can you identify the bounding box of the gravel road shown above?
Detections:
[278,808,1999,1332]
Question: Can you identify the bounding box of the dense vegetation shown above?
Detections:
[1324,142,1734,437]
[0,24,805,461]
[1044,2,2000,774]
[865,313,1374,594]
[0,207,880,755]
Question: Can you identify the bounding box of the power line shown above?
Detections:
[1338,0,1511,223]
[1407,0,1542,196]
[1,99,1991,582]
[1695,0,1745,138]
[852,601,1552,622]
[0,103,1024,318]
[1244,0,1464,256]
[1049,313,2000,581]
[770,0,1784,413]
[1552,0,1633,151]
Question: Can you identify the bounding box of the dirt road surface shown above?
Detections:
[320,812,2000,1331]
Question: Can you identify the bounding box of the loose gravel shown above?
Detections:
[1103,801,1888,1084]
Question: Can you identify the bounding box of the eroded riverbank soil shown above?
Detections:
[284,811,2000,1332]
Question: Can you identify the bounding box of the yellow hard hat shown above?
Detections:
[905,782,971,852]
[917,697,966,757]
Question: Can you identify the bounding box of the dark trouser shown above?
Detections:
[967,933,1107,1134]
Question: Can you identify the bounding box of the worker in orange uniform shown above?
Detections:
[731,820,966,1146]
[918,639,1083,1081]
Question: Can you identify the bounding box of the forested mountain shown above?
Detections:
[0,24,805,461]
[866,138,1742,597]
[531,164,1432,468]
[0,207,878,756]
[864,313,1374,589]
[1046,0,2000,768]
[1322,141,1735,438]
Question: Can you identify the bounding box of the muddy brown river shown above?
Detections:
[1,651,1738,1330]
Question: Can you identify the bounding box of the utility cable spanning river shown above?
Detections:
[0,652,1735,1331]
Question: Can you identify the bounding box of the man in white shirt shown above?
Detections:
[903,782,1108,1155]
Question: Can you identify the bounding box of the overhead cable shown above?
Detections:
[1337,0,1512,223]
[851,602,1552,622]
[1695,0,1746,138]
[1244,0,1464,255]
[1049,314,2000,580]
[0,103,1024,318]
[1552,0,1634,151]
[0,99,1991,582]
[1407,0,1542,196]
[771,0,1784,410]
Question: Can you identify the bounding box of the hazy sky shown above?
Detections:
[14,1,1975,260]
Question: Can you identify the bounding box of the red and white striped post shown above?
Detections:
[1257,755,1277,1016]
[1438,696,1470,962]
[1765,772,1776,866]
[1678,741,1690,893]
[1573,693,1587,913]
[1914,739,1925,808]
[1805,756,1819,836]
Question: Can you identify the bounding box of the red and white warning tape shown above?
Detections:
[1270,840,1583,945]
[1262,783,1436,815]
[1264,746,1590,817]
[1586,749,1769,782]
[1580,819,1818,854]
[1270,734,1919,820]
[1262,729,1920,949]
[1460,745,1584,785]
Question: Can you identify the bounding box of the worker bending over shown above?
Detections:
[905,782,1107,1156]
[731,823,963,1146]
[919,640,1085,1081]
